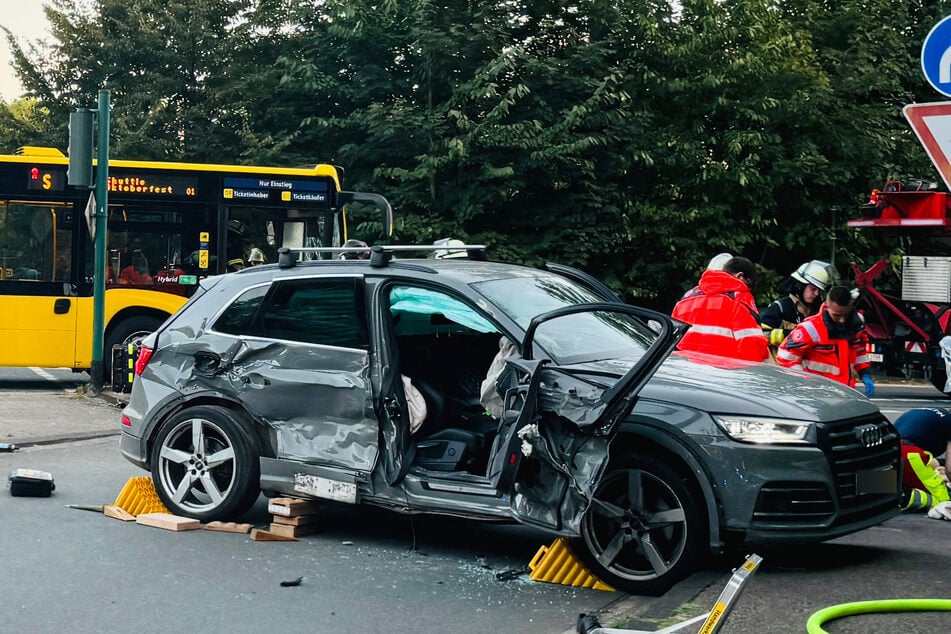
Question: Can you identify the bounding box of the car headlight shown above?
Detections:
[713,415,815,444]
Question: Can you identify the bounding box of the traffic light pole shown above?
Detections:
[89,90,110,394]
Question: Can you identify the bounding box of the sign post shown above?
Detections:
[90,89,111,394]
[68,91,111,393]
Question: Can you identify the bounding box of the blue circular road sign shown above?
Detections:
[923,16,951,98]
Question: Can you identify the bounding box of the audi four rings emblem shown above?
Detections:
[854,423,884,448]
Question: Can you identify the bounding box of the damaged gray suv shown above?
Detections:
[120,246,900,595]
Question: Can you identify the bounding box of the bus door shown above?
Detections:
[224,206,339,266]
[0,201,78,368]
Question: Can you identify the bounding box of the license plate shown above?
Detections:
[293,473,358,504]
[855,468,897,495]
[867,353,884,363]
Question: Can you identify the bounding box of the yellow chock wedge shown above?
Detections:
[528,537,614,591]
[114,476,169,516]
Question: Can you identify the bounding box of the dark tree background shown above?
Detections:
[3,0,950,309]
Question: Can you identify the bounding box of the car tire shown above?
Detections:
[572,451,706,596]
[150,405,261,522]
[103,315,164,383]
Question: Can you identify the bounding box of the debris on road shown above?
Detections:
[279,577,304,587]
[203,521,252,534]
[66,504,105,513]
[0,443,18,452]
[8,468,55,497]
[495,568,530,582]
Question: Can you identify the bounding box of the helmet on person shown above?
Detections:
[248,248,266,264]
[791,260,836,292]
[706,252,733,271]
[432,238,468,259]
[341,239,369,260]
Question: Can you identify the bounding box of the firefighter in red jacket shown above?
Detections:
[776,285,875,396]
[672,256,768,362]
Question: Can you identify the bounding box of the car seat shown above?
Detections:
[412,379,491,472]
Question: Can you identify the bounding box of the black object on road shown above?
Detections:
[8,468,55,497]
[0,443,18,452]
[280,577,304,587]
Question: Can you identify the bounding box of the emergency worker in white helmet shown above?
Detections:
[760,260,837,348]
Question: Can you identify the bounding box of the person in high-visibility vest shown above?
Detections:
[900,440,951,513]
[776,285,874,396]
[671,256,768,362]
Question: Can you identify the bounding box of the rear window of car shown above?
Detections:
[214,277,368,349]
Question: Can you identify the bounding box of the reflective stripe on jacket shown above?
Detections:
[775,308,870,386]
[672,270,768,362]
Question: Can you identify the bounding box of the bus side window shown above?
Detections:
[0,203,58,282]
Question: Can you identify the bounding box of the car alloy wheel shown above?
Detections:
[574,452,704,595]
[150,405,260,521]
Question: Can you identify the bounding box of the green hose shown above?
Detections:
[806,599,951,633]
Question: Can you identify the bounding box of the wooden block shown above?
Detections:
[203,521,252,534]
[267,497,321,517]
[269,522,320,538]
[271,513,320,527]
[136,512,201,531]
[103,504,136,522]
[250,528,297,542]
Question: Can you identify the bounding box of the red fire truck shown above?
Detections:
[849,179,951,394]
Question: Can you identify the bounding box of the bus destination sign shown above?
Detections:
[222,177,329,204]
[27,167,66,191]
[107,175,198,197]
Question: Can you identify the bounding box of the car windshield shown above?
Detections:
[471,274,657,366]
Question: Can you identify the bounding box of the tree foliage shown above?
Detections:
[5,0,949,308]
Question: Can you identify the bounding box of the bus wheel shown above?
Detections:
[103,315,164,383]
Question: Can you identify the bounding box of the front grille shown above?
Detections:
[819,413,902,526]
[752,413,900,528]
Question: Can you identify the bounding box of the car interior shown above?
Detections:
[388,285,507,475]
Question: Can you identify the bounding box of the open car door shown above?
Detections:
[488,303,686,533]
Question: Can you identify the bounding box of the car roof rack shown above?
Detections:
[277,244,487,269]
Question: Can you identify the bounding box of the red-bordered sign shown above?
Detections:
[904,102,951,191]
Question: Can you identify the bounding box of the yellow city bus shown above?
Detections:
[0,146,392,378]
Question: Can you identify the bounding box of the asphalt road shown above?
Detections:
[1,437,619,634]
[3,368,951,633]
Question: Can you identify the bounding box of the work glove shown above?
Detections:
[860,373,875,398]
[928,501,951,520]
[767,328,785,347]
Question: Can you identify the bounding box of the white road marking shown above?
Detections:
[29,367,79,393]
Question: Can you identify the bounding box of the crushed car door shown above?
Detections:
[188,276,379,475]
[489,302,686,533]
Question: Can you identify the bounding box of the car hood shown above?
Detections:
[639,351,876,421]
